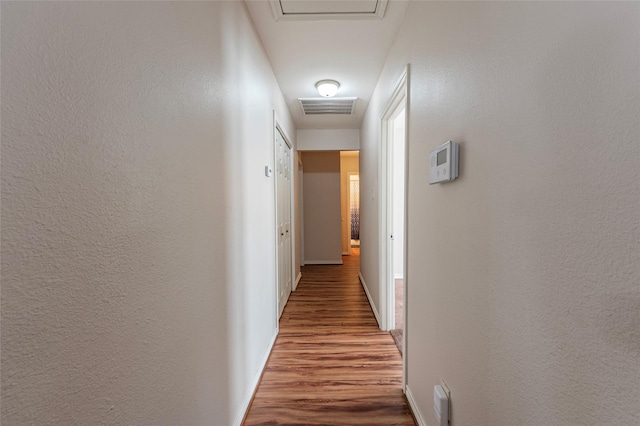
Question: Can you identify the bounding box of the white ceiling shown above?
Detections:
[245,1,409,129]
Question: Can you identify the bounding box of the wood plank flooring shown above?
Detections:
[395,278,404,330]
[243,251,415,425]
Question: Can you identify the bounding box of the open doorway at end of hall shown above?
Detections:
[340,151,360,256]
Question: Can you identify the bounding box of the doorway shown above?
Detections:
[349,174,360,249]
[340,151,360,255]
[380,69,408,365]
[388,108,406,352]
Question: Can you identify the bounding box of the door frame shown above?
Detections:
[298,153,304,269]
[347,172,360,253]
[273,112,295,321]
[379,66,410,387]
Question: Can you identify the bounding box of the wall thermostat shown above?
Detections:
[429,141,459,184]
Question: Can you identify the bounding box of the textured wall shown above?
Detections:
[302,151,343,264]
[361,2,639,425]
[1,2,294,425]
[297,129,360,151]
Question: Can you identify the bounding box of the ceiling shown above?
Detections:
[245,0,409,129]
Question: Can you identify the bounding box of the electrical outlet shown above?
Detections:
[440,380,451,424]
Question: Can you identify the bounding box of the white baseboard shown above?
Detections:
[293,272,302,291]
[405,385,427,426]
[358,273,381,328]
[394,274,404,280]
[304,260,343,265]
[233,328,278,426]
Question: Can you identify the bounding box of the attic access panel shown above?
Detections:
[271,0,388,20]
[281,0,376,14]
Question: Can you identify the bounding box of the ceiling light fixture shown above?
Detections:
[315,79,340,97]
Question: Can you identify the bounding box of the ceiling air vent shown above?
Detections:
[298,97,357,115]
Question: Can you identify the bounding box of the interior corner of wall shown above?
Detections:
[358,273,381,328]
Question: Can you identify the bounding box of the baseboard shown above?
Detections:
[293,272,302,291]
[358,273,381,328]
[394,274,404,280]
[304,260,343,265]
[233,328,279,426]
[405,385,427,426]
[342,251,349,255]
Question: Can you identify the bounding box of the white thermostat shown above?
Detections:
[429,141,459,184]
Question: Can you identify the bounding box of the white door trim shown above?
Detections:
[379,68,408,330]
[298,154,304,269]
[379,66,410,389]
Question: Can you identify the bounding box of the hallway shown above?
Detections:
[3,2,637,424]
[244,252,415,425]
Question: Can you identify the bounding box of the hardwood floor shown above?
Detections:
[395,278,404,330]
[243,251,415,425]
[390,278,404,354]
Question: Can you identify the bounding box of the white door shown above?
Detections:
[276,128,292,317]
[390,108,406,331]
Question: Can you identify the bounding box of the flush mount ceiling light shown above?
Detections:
[315,80,340,97]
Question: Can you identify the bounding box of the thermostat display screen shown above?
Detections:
[429,141,459,184]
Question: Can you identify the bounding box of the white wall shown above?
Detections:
[302,151,343,264]
[1,2,295,425]
[297,129,360,151]
[360,2,639,425]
